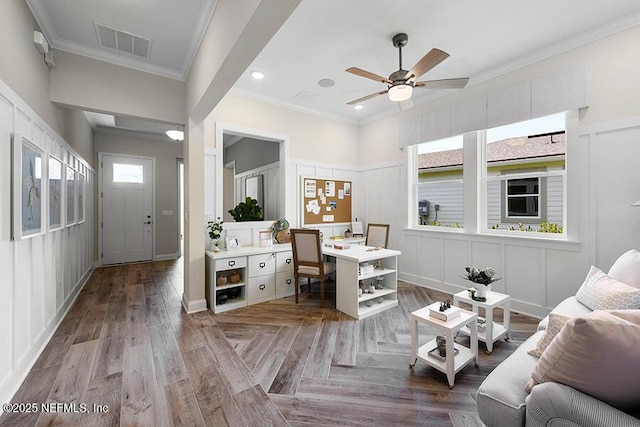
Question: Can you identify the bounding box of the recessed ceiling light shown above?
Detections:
[354,104,364,110]
[251,70,265,80]
[318,78,335,88]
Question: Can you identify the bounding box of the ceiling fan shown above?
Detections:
[346,33,469,107]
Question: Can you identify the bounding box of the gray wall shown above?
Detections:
[224,137,279,174]
[95,132,183,258]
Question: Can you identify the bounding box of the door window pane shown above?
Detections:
[113,163,144,183]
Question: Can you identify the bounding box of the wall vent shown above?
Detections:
[95,22,151,59]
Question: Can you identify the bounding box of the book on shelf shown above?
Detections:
[477,316,486,331]
[427,302,461,321]
[358,262,375,276]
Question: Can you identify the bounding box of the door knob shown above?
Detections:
[144,221,152,225]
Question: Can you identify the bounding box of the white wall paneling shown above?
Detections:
[0,79,95,404]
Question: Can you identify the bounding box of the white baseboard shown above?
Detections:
[155,252,180,261]
[182,295,208,314]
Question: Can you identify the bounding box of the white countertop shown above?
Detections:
[206,243,292,259]
[323,244,401,262]
[206,240,400,262]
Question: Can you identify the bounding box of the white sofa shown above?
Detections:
[476,250,640,427]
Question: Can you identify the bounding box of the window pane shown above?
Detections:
[507,178,539,196]
[416,134,464,228]
[113,163,144,183]
[507,196,539,216]
[485,112,565,233]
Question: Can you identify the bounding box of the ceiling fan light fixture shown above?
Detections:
[166,126,184,141]
[388,84,413,102]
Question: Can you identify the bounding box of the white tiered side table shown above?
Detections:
[453,289,511,354]
[409,305,478,388]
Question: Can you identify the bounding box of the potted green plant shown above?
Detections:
[228,197,263,222]
[207,217,224,252]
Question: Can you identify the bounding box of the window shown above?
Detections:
[410,113,567,236]
[415,135,464,228]
[485,113,565,234]
[506,177,540,218]
[113,163,144,183]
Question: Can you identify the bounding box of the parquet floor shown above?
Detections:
[1,259,538,427]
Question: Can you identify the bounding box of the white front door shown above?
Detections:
[101,154,153,265]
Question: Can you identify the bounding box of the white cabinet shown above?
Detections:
[324,245,401,320]
[206,256,247,313]
[275,251,295,298]
[205,246,293,313]
[247,252,276,305]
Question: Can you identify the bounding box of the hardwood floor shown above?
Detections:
[0,259,538,427]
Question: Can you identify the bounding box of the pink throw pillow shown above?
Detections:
[525,310,640,411]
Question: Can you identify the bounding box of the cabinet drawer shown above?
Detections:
[247,275,275,303]
[276,251,294,272]
[248,253,276,277]
[276,271,295,296]
[215,256,246,271]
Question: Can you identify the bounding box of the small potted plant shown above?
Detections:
[207,217,224,252]
[460,267,502,301]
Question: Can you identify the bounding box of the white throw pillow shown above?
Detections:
[608,249,640,289]
[575,266,640,310]
[527,313,572,358]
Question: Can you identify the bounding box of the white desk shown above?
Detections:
[206,243,401,320]
[323,244,401,319]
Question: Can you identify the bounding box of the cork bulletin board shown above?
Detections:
[302,177,352,225]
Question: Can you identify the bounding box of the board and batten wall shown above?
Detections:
[0,80,95,404]
[358,24,640,318]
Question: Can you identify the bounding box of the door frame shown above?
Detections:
[98,151,156,267]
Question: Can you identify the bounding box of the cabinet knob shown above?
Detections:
[228,260,235,267]
[259,284,266,290]
[286,258,291,264]
[259,262,266,268]
[286,279,292,285]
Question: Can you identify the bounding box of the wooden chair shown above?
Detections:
[290,228,335,305]
[366,223,390,248]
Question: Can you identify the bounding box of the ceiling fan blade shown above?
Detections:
[415,77,470,89]
[347,90,388,105]
[405,48,450,80]
[346,67,393,85]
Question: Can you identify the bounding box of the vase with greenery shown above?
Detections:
[460,266,502,301]
[228,197,263,222]
[207,217,223,251]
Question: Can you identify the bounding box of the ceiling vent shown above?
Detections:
[95,22,151,59]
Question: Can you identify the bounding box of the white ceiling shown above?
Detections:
[27,0,640,132]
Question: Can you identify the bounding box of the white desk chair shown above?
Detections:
[366,223,390,248]
[290,229,336,306]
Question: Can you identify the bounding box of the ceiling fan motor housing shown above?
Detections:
[389,69,410,83]
[392,33,408,48]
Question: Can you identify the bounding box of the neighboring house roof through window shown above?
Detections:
[418,132,565,170]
